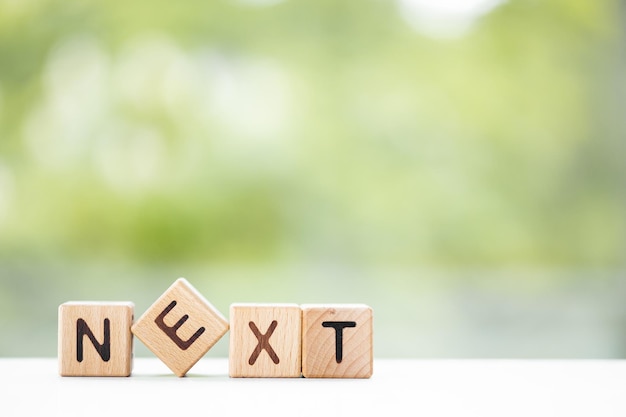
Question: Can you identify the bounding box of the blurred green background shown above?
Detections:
[0,0,624,358]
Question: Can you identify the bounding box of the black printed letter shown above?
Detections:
[322,321,356,363]
[76,318,110,362]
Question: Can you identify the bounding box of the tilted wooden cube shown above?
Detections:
[302,304,373,378]
[58,302,134,377]
[229,303,301,377]
[131,278,229,377]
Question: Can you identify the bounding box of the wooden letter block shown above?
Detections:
[131,278,229,377]
[58,302,134,377]
[302,304,373,378]
[229,303,301,377]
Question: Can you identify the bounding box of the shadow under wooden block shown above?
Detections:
[302,304,373,378]
[229,304,302,377]
[131,278,229,377]
[58,302,134,377]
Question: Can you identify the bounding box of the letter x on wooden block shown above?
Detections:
[58,302,134,376]
[131,278,229,377]
[229,303,302,377]
[302,304,373,378]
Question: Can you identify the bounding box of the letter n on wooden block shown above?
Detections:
[302,304,373,378]
[58,302,134,376]
[229,304,301,377]
[131,278,229,377]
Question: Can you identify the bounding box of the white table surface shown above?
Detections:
[2,358,626,416]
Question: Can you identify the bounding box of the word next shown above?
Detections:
[58,278,373,378]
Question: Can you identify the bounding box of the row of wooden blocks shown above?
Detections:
[59,278,373,378]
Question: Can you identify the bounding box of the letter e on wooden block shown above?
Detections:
[302,304,373,378]
[229,303,301,377]
[58,302,134,377]
[131,278,229,377]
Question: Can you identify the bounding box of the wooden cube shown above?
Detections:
[131,278,229,377]
[229,303,301,377]
[302,304,373,378]
[58,302,134,377]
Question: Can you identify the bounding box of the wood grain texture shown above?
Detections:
[302,304,373,378]
[131,278,229,377]
[229,303,301,377]
[58,302,134,377]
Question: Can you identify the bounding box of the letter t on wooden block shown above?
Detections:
[131,278,229,377]
[229,303,302,377]
[302,304,373,378]
[58,302,134,377]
